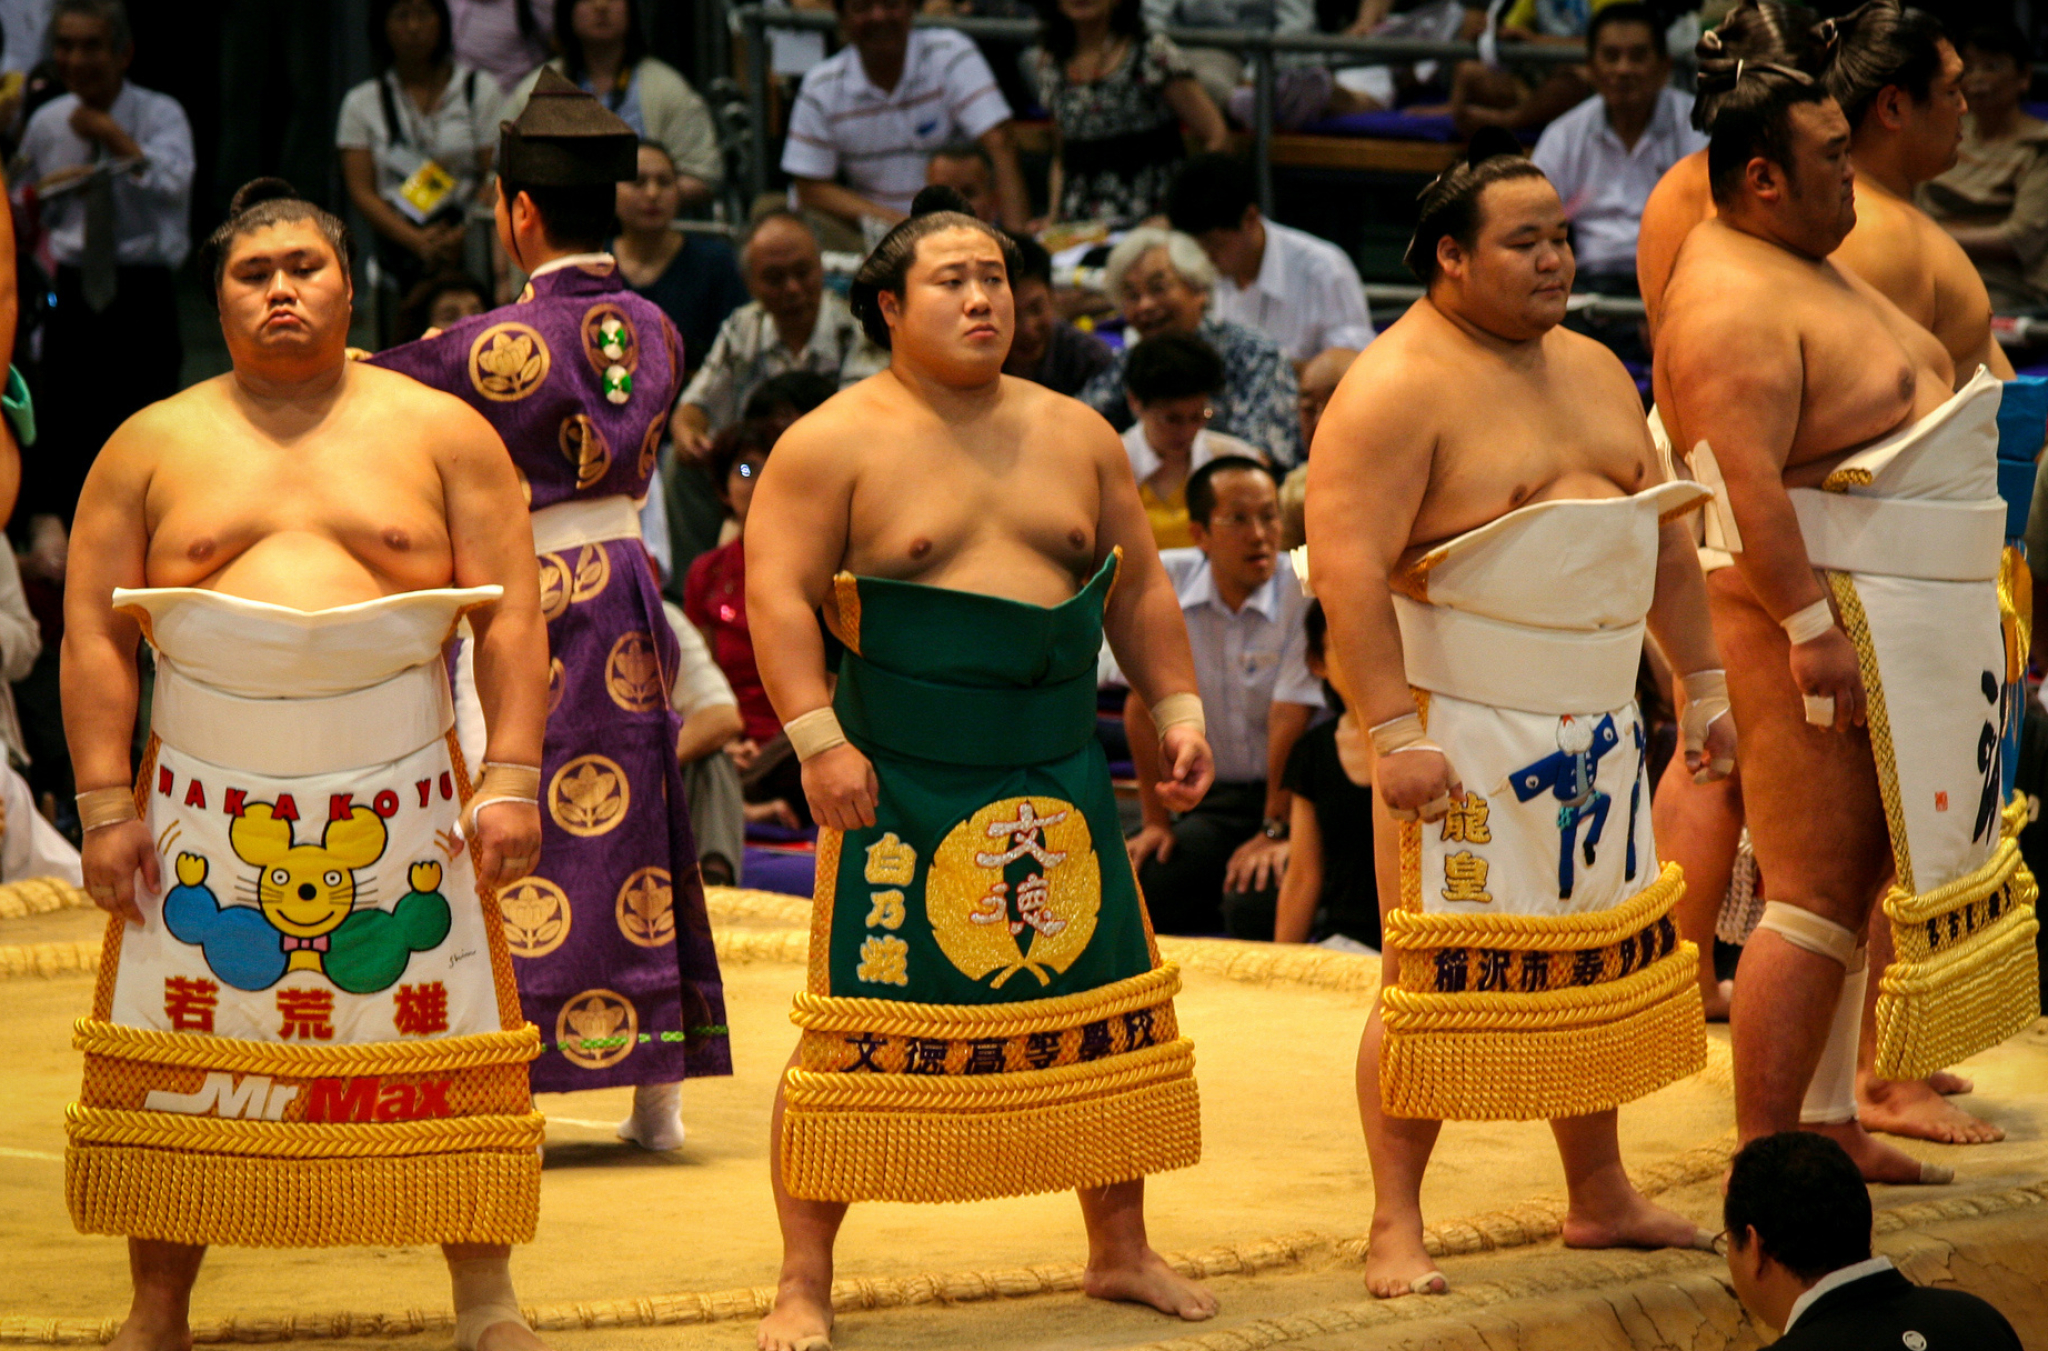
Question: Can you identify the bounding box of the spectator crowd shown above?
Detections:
[0,0,2044,966]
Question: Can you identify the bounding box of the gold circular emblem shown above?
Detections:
[537,553,571,622]
[605,630,666,712]
[498,875,572,958]
[581,302,640,375]
[556,987,637,1070]
[468,322,551,402]
[615,866,674,947]
[546,657,566,714]
[568,542,612,604]
[559,413,612,491]
[637,415,662,481]
[549,754,630,836]
[924,796,1101,990]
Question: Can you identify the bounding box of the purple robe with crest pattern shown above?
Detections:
[371,258,731,1093]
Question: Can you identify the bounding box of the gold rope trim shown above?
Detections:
[74,1020,541,1075]
[1884,834,2030,927]
[1384,863,1683,951]
[66,1142,539,1249]
[1875,915,2041,1081]
[90,737,158,1022]
[2001,546,2032,683]
[831,573,862,655]
[0,878,92,921]
[782,1040,1198,1203]
[1826,571,1914,894]
[790,964,1181,1036]
[65,1104,546,1158]
[1381,942,1697,1030]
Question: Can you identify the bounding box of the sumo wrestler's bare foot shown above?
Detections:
[1858,1074,2003,1145]
[1809,1119,1953,1185]
[105,1311,193,1351]
[474,1321,550,1351]
[108,1239,203,1351]
[757,1276,834,1351]
[1363,1213,1447,1298]
[1083,1249,1219,1321]
[1928,1070,1974,1095]
[1562,1189,1711,1252]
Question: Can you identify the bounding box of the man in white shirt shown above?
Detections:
[780,0,1029,240]
[14,0,193,533]
[1530,3,1706,287]
[1117,457,1322,936]
[1167,154,1376,368]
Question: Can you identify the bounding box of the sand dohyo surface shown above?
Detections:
[4,888,2047,1349]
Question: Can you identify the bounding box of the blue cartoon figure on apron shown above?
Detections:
[1507,713,1620,899]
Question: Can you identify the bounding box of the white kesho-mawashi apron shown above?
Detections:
[67,587,544,1249]
[1378,480,1710,1120]
[1692,367,2040,1079]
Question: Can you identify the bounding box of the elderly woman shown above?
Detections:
[1079,227,1302,466]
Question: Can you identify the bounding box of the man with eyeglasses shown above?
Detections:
[1116,456,1321,937]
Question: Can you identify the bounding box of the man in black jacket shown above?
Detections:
[1723,1132,2023,1348]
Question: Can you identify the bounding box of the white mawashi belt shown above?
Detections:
[529,494,642,557]
[1787,491,2006,582]
[1394,596,1644,716]
[151,661,454,779]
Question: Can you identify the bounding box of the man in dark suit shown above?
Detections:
[1723,1132,2023,1348]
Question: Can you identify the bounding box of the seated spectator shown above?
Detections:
[924,142,1000,223]
[1274,601,1377,948]
[394,269,491,343]
[1919,22,2048,313]
[684,420,810,828]
[1722,1132,2023,1347]
[782,0,1029,245]
[1142,0,1309,112]
[1280,343,1355,547]
[1447,0,1620,136]
[508,0,721,208]
[1119,457,1320,936]
[670,211,881,457]
[662,599,747,886]
[1004,230,1113,394]
[1530,3,1704,292]
[1166,153,1375,365]
[338,0,502,298]
[1030,0,1226,226]
[1081,228,1303,464]
[1122,332,1260,548]
[614,140,748,378]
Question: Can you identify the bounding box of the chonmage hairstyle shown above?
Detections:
[204,178,355,290]
[1691,1,1826,133]
[1124,332,1226,404]
[1404,127,1548,285]
[1821,0,1949,131]
[1723,1132,1873,1282]
[849,185,1021,350]
[1700,44,1832,205]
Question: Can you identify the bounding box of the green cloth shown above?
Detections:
[2,366,33,448]
[826,556,1154,1005]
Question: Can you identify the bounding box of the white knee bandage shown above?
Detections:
[1755,902,1861,968]
[449,1255,528,1351]
[1800,944,1869,1125]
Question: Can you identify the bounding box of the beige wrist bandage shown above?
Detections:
[1150,691,1205,740]
[1678,669,1735,781]
[784,706,848,762]
[1781,597,1835,645]
[1369,714,1454,823]
[448,1254,529,1351]
[460,762,541,836]
[76,787,139,833]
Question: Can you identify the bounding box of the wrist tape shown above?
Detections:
[1150,691,1206,740]
[1781,597,1836,646]
[76,787,139,833]
[1368,712,1440,758]
[785,706,848,762]
[461,762,541,835]
[1679,668,1735,779]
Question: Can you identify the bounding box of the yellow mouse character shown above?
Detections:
[230,803,389,974]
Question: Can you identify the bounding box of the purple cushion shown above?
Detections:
[1297,109,1462,139]
[740,847,819,897]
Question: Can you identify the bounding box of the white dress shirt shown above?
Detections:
[1104,548,1322,784]
[17,82,196,268]
[1783,1256,1896,1332]
[1211,220,1376,365]
[1531,85,1707,277]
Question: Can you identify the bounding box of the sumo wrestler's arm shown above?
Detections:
[1659,305,1865,731]
[1094,406,1215,813]
[1646,513,1738,781]
[61,418,157,924]
[743,413,878,833]
[436,402,548,888]
[1305,356,1459,820]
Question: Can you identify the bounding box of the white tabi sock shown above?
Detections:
[616,1080,686,1151]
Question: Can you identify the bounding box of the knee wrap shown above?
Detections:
[1756,901,1861,968]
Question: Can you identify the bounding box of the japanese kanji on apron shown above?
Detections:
[780,552,1200,1204]
[67,587,543,1249]
[1696,367,2040,1081]
[1380,480,1711,1121]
